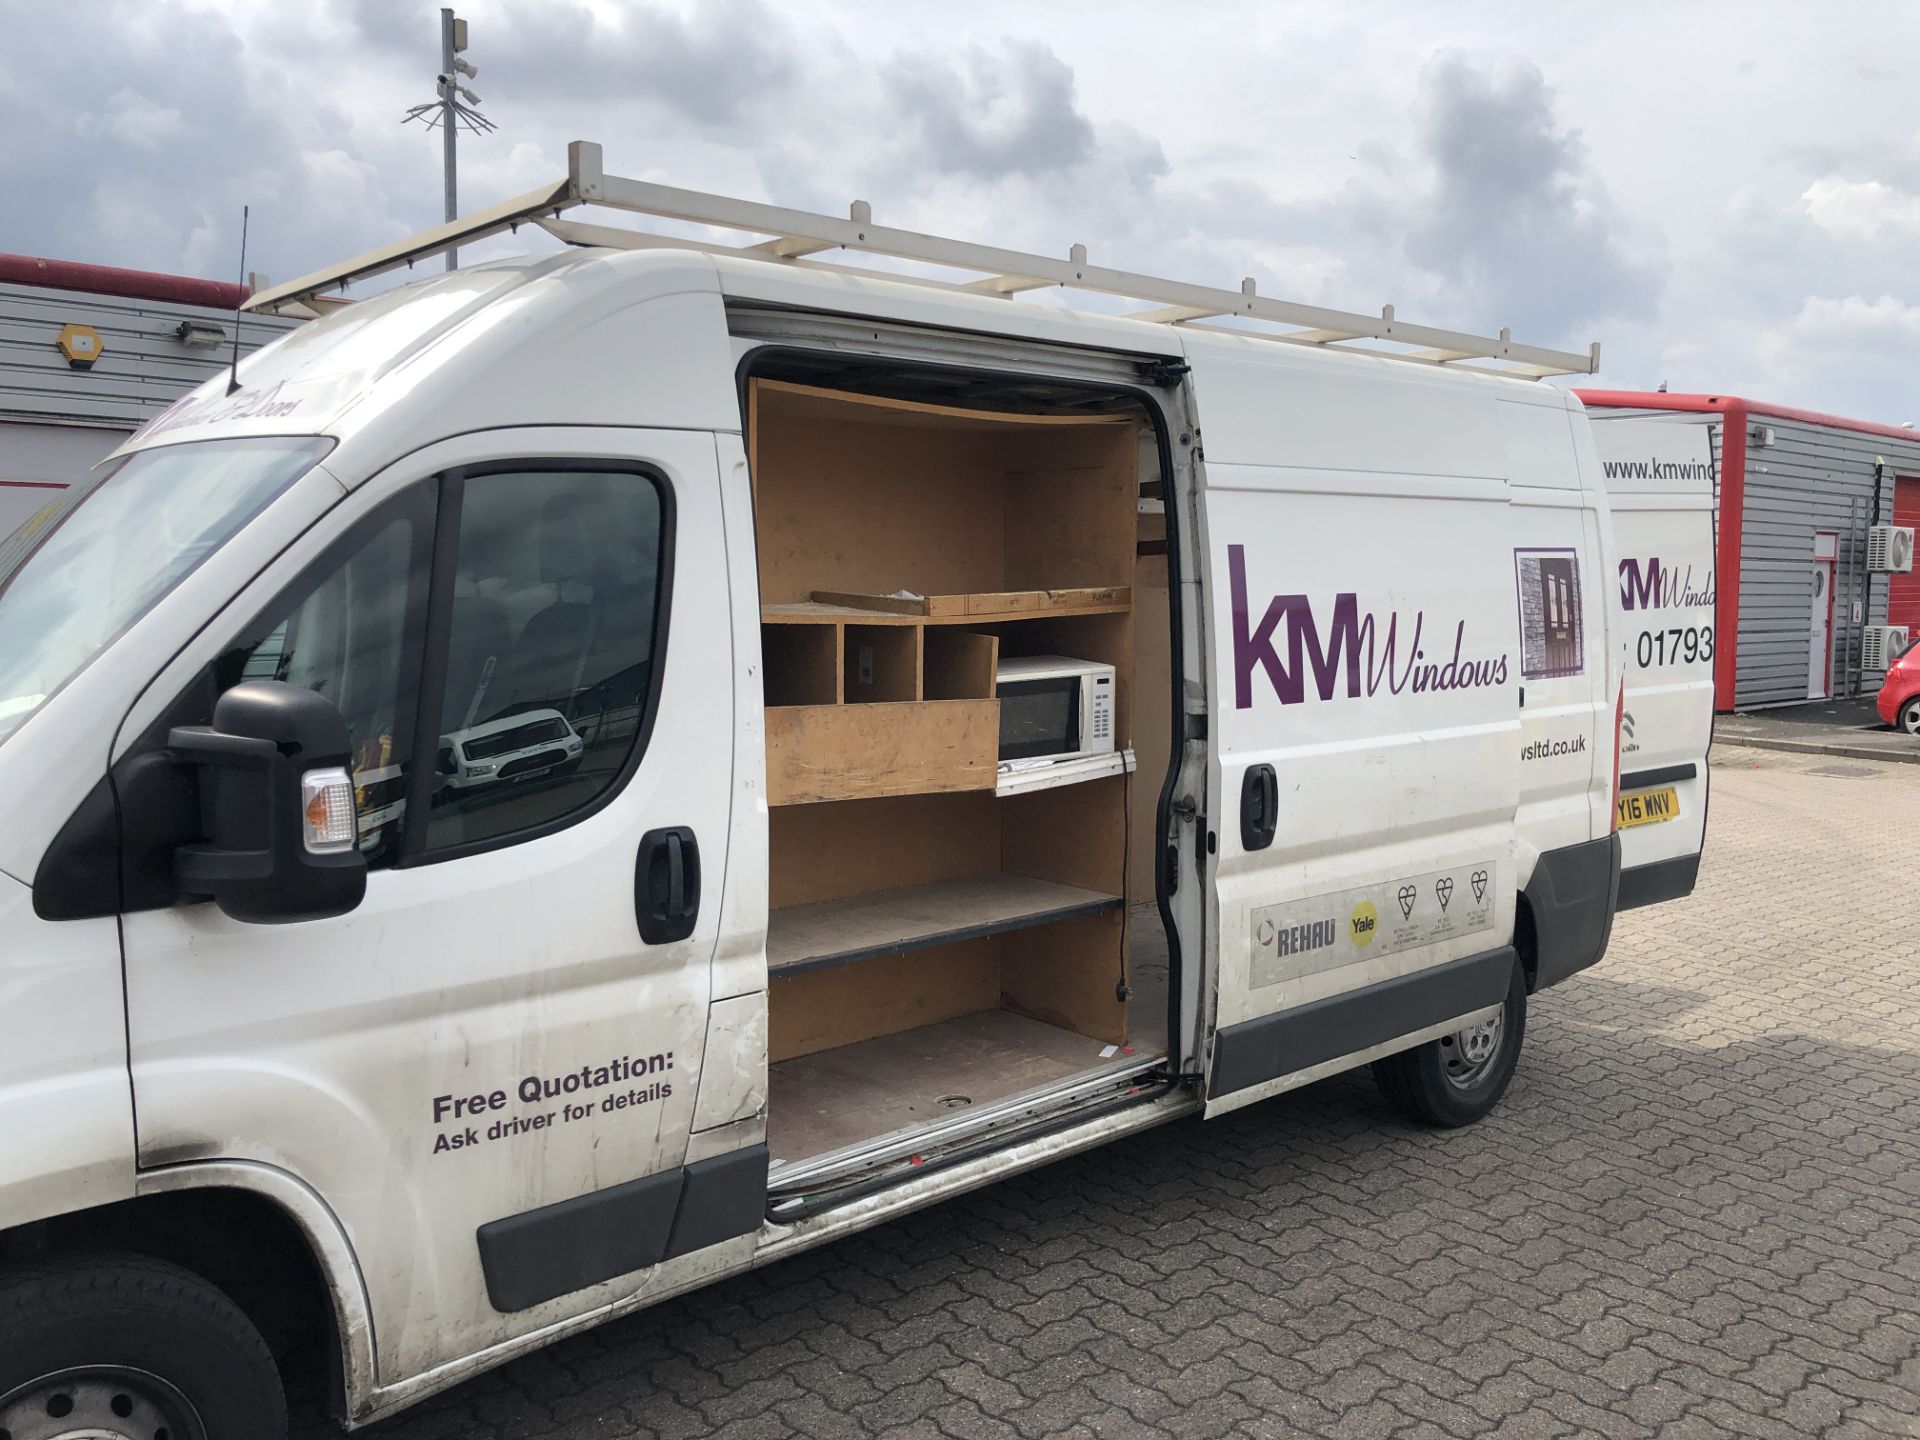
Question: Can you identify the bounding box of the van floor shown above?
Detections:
[768,905,1169,1166]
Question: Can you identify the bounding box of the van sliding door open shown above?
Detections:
[1187,348,1528,1117]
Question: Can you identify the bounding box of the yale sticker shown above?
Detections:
[1250,862,1497,989]
[1349,900,1378,948]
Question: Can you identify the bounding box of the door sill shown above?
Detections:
[768,1049,1167,1203]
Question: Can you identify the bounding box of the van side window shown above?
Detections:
[423,468,667,853]
[220,510,428,868]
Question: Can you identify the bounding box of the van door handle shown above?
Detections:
[1240,764,1278,851]
[636,826,700,944]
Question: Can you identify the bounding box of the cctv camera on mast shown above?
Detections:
[401,8,496,271]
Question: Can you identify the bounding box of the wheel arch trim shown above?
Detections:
[135,1159,378,1421]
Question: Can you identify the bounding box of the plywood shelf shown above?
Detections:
[763,599,1131,626]
[809,587,1132,620]
[767,873,1123,977]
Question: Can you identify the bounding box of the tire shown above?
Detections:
[1371,959,1527,1128]
[0,1253,287,1440]
[1901,696,1920,738]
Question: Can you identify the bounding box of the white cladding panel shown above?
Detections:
[1,422,126,541]
[0,281,298,429]
[1735,417,1912,703]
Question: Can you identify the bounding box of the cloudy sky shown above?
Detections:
[6,0,1919,420]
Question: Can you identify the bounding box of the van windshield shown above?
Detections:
[0,435,334,749]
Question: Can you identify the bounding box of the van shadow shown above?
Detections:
[299,970,1920,1438]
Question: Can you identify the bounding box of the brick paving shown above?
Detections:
[318,745,1920,1438]
[1714,699,1920,767]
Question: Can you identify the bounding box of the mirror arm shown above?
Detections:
[168,726,280,769]
[167,725,283,891]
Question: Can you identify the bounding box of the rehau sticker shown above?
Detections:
[1250,862,1497,989]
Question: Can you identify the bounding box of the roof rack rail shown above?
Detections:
[247,140,1600,379]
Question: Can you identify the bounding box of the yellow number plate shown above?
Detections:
[1617,786,1680,828]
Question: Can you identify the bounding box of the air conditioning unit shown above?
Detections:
[1867,524,1915,572]
[1864,624,1911,671]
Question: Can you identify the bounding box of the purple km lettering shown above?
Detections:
[1228,544,1508,709]
[1619,556,1714,612]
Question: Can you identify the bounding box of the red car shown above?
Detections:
[1879,635,1920,736]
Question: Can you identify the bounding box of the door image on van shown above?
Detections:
[1515,549,1584,679]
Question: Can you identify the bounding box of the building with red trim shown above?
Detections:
[1,254,302,539]
[1577,390,1920,711]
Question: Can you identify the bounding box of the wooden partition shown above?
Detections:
[751,379,1146,1067]
[999,776,1130,1042]
[845,626,919,703]
[749,380,1137,606]
[769,794,1001,910]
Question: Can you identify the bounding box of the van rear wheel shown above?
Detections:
[0,1253,286,1440]
[1371,960,1527,1127]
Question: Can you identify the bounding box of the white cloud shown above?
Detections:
[4,0,1919,424]
[1789,293,1920,347]
[1802,176,1920,239]
[73,88,187,149]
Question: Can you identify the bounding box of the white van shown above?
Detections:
[0,146,1709,1436]
[1583,412,1717,906]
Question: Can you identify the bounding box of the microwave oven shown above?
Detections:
[995,655,1116,762]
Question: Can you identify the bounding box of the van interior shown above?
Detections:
[744,361,1177,1188]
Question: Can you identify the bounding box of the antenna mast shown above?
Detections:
[402,8,493,272]
[226,205,249,395]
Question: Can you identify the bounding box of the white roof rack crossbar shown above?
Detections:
[246,140,1600,379]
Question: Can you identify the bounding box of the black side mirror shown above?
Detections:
[169,680,368,924]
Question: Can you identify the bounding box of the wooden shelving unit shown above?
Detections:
[750,377,1142,1068]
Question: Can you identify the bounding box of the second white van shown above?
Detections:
[1583,410,1718,906]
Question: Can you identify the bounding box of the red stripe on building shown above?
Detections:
[1576,389,1920,444]
[0,253,249,310]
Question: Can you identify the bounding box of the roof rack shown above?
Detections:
[246,140,1600,379]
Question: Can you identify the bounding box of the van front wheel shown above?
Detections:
[1372,960,1527,1127]
[0,1253,287,1440]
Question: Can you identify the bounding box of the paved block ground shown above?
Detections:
[317,746,1920,1439]
[1715,698,1920,767]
